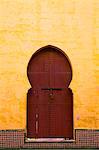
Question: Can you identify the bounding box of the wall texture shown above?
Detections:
[0,0,99,129]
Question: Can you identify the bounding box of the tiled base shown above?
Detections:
[0,129,98,148]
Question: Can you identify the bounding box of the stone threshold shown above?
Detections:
[25,137,75,143]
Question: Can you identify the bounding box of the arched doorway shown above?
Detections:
[27,45,73,139]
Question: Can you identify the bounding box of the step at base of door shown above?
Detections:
[25,137,75,143]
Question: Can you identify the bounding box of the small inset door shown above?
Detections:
[27,45,73,139]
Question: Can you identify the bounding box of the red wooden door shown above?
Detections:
[27,45,73,139]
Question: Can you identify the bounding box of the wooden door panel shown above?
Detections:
[49,90,73,138]
[37,91,50,137]
[49,104,66,137]
[55,73,72,87]
[27,90,50,138]
[37,104,49,137]
[29,73,49,88]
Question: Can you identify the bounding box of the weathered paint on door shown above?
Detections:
[27,45,73,139]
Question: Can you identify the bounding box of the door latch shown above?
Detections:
[49,93,54,99]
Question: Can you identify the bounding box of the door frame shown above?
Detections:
[26,45,74,141]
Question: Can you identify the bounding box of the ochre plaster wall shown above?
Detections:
[0,0,99,129]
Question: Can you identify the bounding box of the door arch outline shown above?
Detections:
[26,45,74,140]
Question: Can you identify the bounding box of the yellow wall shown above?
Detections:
[0,0,99,129]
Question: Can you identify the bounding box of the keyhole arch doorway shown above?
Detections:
[27,45,73,140]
